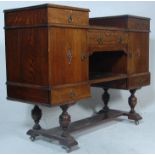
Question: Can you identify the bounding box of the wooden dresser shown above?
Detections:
[4,4,150,151]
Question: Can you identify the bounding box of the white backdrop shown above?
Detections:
[0,1,155,153]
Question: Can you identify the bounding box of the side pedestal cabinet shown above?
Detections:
[4,4,150,151]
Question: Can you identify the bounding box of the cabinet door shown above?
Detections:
[127,32,149,74]
[49,27,89,86]
[127,32,150,89]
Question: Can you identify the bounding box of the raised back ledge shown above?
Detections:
[90,14,151,21]
[88,25,150,33]
[4,3,90,13]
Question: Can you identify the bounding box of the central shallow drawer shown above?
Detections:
[51,84,91,105]
[87,29,128,52]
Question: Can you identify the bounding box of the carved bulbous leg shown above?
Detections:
[128,89,137,114]
[128,89,142,124]
[32,105,42,130]
[59,104,78,149]
[98,88,110,114]
[27,105,42,141]
[59,105,71,137]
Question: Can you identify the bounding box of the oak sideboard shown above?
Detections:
[4,3,150,151]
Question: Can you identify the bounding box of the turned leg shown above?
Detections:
[27,105,42,141]
[59,104,71,137]
[128,89,142,124]
[31,105,42,130]
[98,88,110,114]
[59,104,78,149]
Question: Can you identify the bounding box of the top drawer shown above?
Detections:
[48,7,89,26]
[4,4,89,27]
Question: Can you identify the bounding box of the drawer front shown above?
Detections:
[88,30,128,52]
[48,8,89,26]
[127,73,150,89]
[51,84,91,105]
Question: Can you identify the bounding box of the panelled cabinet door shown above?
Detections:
[127,32,150,89]
[127,32,149,74]
[49,27,90,105]
[49,27,89,86]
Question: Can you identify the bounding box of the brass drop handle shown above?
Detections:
[118,36,123,44]
[66,48,73,64]
[69,90,76,98]
[81,52,89,61]
[97,37,104,45]
[68,15,73,23]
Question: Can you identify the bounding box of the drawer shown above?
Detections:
[127,73,150,89]
[51,84,91,105]
[88,30,128,52]
[5,5,89,27]
[48,7,89,26]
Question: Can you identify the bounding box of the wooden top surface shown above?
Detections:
[4,3,90,13]
[90,14,150,21]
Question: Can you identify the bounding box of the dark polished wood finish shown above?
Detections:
[4,4,150,151]
[27,109,124,151]
[31,105,42,130]
[128,89,142,123]
[98,88,110,114]
[27,105,42,141]
[59,104,78,149]
[4,4,91,106]
[59,105,71,137]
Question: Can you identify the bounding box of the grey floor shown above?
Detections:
[0,102,155,154]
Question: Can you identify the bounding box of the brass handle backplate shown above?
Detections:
[69,89,76,98]
[81,52,89,61]
[118,36,123,44]
[66,49,73,64]
[97,37,104,45]
[68,15,73,23]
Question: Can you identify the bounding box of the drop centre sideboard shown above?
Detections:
[4,3,150,151]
